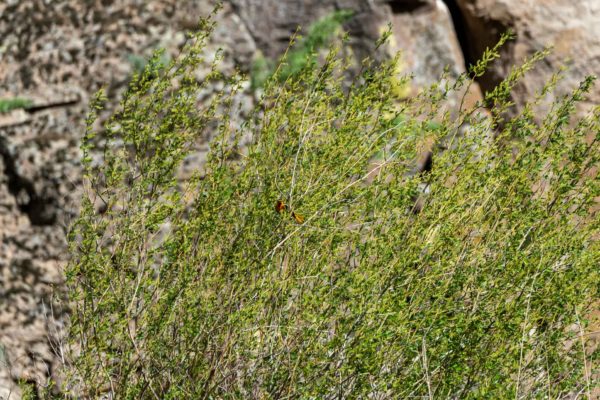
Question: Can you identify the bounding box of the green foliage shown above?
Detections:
[251,10,354,89]
[250,52,273,90]
[19,381,37,400]
[127,51,171,76]
[20,379,54,400]
[0,97,32,113]
[63,13,599,399]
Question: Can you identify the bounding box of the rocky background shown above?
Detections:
[0,0,598,397]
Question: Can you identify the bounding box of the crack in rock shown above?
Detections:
[0,136,56,226]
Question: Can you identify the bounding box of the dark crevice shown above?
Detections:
[25,99,79,113]
[440,0,472,69]
[0,136,56,226]
[438,0,513,94]
[388,1,431,14]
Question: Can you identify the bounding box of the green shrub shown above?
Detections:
[0,97,32,113]
[63,12,599,399]
[251,10,353,89]
[127,51,172,79]
[250,52,273,90]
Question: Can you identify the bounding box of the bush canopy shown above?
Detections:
[61,11,598,400]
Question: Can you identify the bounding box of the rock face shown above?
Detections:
[0,0,597,397]
[230,0,387,61]
[231,0,475,104]
[0,91,81,398]
[456,0,600,113]
[229,0,392,93]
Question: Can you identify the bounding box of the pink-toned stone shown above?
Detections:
[457,0,600,115]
